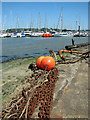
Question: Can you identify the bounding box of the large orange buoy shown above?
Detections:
[46,33,49,37]
[49,33,51,37]
[43,33,46,37]
[41,56,55,70]
[36,56,45,68]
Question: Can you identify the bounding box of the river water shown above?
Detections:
[0,36,88,62]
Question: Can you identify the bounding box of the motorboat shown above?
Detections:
[73,31,88,37]
[24,31,32,37]
[6,33,12,37]
[31,31,44,37]
[50,30,58,37]
[0,33,7,38]
[54,31,73,37]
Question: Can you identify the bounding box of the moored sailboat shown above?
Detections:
[54,8,73,37]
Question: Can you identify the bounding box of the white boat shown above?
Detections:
[21,32,25,37]
[54,31,73,37]
[31,31,44,37]
[0,33,7,38]
[73,31,88,37]
[16,33,22,37]
[6,33,12,37]
[54,32,67,37]
[0,33,4,38]
[24,31,32,37]
[11,31,25,38]
[10,33,16,38]
[50,30,58,36]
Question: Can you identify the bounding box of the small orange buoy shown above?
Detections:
[41,56,55,70]
[36,56,45,68]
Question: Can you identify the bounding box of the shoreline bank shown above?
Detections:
[1,56,36,63]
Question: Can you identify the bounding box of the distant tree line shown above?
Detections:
[6,28,88,33]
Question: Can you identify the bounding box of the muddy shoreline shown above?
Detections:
[1,56,36,63]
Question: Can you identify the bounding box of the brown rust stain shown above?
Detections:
[64,88,71,92]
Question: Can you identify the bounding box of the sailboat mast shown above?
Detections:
[56,12,60,30]
[4,14,7,32]
[16,16,19,31]
[10,10,12,29]
[38,12,41,31]
[30,14,32,31]
[45,14,47,32]
[76,15,77,31]
[60,8,63,33]
[78,16,80,35]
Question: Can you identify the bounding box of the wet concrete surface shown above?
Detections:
[50,51,88,118]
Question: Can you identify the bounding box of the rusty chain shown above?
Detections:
[49,49,90,65]
[1,67,58,119]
